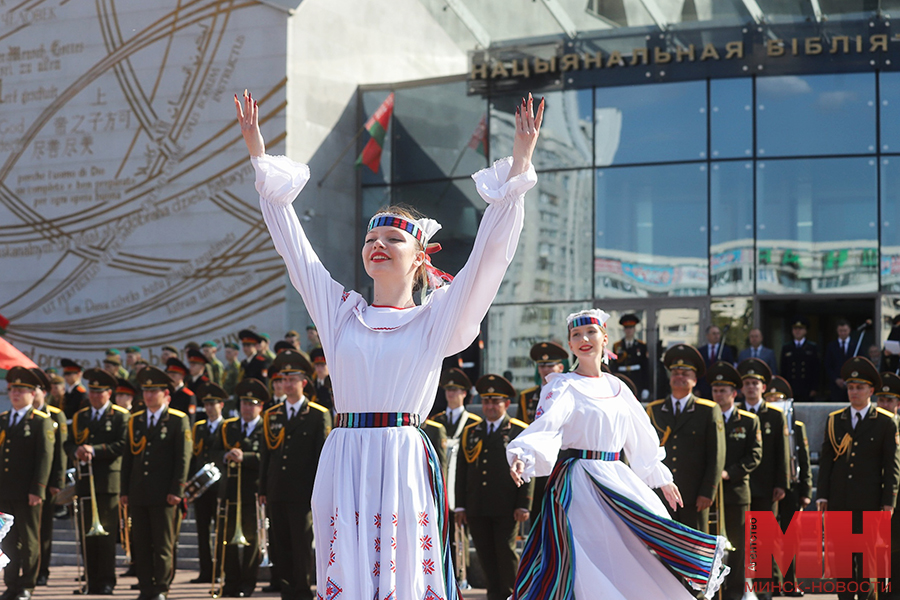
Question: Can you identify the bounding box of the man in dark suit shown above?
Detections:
[66,369,130,595]
[817,357,900,600]
[646,345,726,532]
[738,328,778,377]
[121,366,192,600]
[456,375,533,600]
[707,361,762,600]
[697,325,736,399]
[1,367,53,600]
[780,317,820,402]
[259,351,330,600]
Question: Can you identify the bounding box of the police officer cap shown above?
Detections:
[663,344,706,378]
[475,374,516,399]
[271,350,314,379]
[165,357,189,375]
[187,349,208,365]
[30,368,50,392]
[877,372,900,398]
[116,378,138,396]
[529,342,567,364]
[619,314,640,327]
[440,368,471,391]
[764,376,793,400]
[615,373,638,397]
[6,366,41,389]
[791,316,809,329]
[840,356,881,388]
[83,368,118,391]
[139,366,175,392]
[274,340,295,354]
[310,347,326,364]
[61,358,83,373]
[706,361,742,388]
[235,378,269,405]
[738,358,772,385]
[238,329,264,345]
[197,382,228,404]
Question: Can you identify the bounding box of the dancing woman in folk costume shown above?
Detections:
[508,309,729,600]
[235,90,543,600]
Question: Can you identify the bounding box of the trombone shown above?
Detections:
[709,480,735,600]
[256,496,271,568]
[118,501,132,563]
[84,459,109,537]
[211,460,250,599]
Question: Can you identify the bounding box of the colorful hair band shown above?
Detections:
[566,309,611,330]
[367,214,425,243]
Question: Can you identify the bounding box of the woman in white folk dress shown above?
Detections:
[235,91,543,600]
[508,309,729,600]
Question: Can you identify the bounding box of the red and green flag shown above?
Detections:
[468,114,488,157]
[356,92,395,173]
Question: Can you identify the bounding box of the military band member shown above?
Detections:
[201,342,225,386]
[455,375,533,600]
[188,384,228,585]
[267,368,287,411]
[213,380,267,597]
[780,317,820,402]
[283,330,301,351]
[121,366,192,600]
[223,343,242,397]
[115,379,142,413]
[65,369,130,595]
[185,350,211,395]
[238,330,270,384]
[125,348,143,385]
[61,358,89,422]
[30,369,66,587]
[646,344,726,532]
[422,419,448,472]
[817,357,900,600]
[611,314,650,400]
[160,346,179,365]
[876,372,900,598]
[518,342,566,424]
[48,373,66,410]
[259,351,330,600]
[707,361,761,600]
[1,367,53,600]
[309,348,333,414]
[104,352,129,381]
[165,358,197,425]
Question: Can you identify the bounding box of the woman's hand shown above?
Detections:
[661,482,684,511]
[234,89,265,157]
[508,93,545,180]
[510,459,526,487]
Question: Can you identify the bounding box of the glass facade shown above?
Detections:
[359,70,900,392]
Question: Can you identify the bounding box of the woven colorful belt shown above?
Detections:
[334,412,421,428]
[559,448,621,461]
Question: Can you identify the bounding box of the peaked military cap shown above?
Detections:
[200,341,217,349]
[116,378,138,396]
[707,361,742,388]
[440,368,471,391]
[30,368,50,392]
[310,347,327,364]
[125,346,141,354]
[791,316,809,329]
[49,373,64,385]
[197,382,228,403]
[841,356,881,388]
[270,349,313,378]
[105,348,121,357]
[235,378,269,405]
[225,342,240,351]
[619,313,640,327]
[6,366,41,389]
[103,354,122,366]
[61,358,83,373]
[663,344,706,378]
[285,330,300,337]
[238,329,264,345]
[187,349,208,365]
[738,357,772,384]
[165,357,188,375]
[764,375,793,400]
[529,342,568,364]
[161,345,179,354]
[475,374,516,399]
[878,372,900,398]
[83,368,118,391]
[140,366,174,391]
[274,340,295,354]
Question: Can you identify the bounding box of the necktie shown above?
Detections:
[148,415,155,429]
[854,412,861,429]
[752,347,758,358]
[488,423,494,435]
[9,413,17,428]
[288,406,296,420]
[843,340,848,355]
[242,422,249,438]
[709,346,715,361]
[209,424,215,435]
[94,410,101,421]
[796,341,801,348]
[673,400,681,417]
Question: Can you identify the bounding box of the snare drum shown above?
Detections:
[184,462,221,502]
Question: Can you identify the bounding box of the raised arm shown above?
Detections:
[506,375,571,484]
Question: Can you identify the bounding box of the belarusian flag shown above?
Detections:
[468,114,488,157]
[356,92,395,173]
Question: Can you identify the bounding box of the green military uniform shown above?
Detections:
[211,379,267,597]
[456,375,533,600]
[122,367,192,600]
[65,369,130,594]
[817,358,900,600]
[223,342,241,397]
[259,351,330,600]
[201,342,225,386]
[422,419,448,473]
[707,362,762,600]
[646,344,725,532]
[188,384,228,583]
[104,353,130,382]
[611,313,650,399]
[1,368,53,600]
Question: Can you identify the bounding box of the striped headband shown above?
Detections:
[567,309,611,330]
[367,213,442,247]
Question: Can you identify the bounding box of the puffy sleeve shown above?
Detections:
[505,375,573,481]
[620,382,673,488]
[428,158,537,356]
[253,155,347,351]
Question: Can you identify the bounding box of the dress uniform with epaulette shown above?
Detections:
[308,348,333,414]
[816,357,900,600]
[211,379,267,597]
[779,317,820,402]
[876,372,900,598]
[1,367,54,600]
[28,368,67,587]
[707,362,762,600]
[611,314,650,400]
[122,367,192,600]
[62,358,89,422]
[645,344,726,532]
[238,330,271,384]
[185,349,211,396]
[455,375,533,600]
[201,342,225,387]
[259,351,330,600]
[188,383,228,584]
[164,358,197,426]
[65,369,130,594]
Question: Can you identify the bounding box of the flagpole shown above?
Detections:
[316,125,368,187]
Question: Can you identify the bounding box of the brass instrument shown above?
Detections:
[230,461,250,547]
[256,496,271,568]
[118,501,132,563]
[73,492,88,594]
[84,460,109,537]
[210,497,227,599]
[710,479,736,553]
